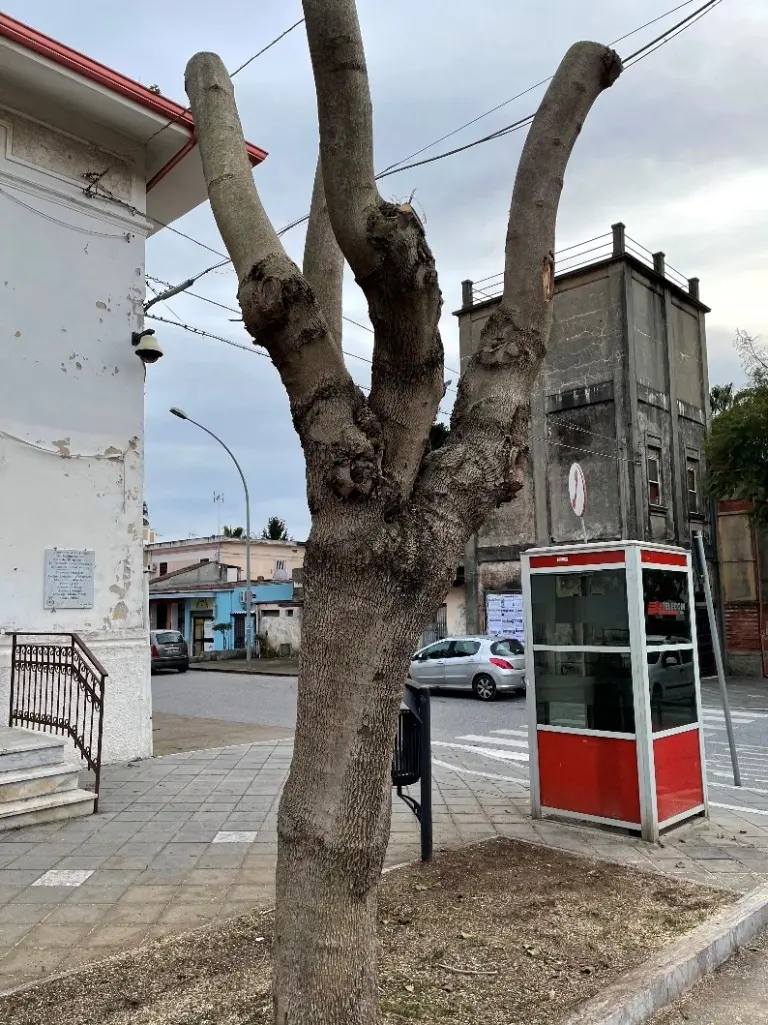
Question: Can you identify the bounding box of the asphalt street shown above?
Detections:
[152,670,768,816]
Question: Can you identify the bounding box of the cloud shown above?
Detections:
[12,0,764,539]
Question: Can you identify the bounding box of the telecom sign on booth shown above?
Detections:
[521,541,707,842]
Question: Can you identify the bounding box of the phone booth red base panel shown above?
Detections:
[654,730,705,823]
[538,731,641,826]
[523,542,708,842]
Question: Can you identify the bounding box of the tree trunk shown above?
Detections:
[273,525,445,1024]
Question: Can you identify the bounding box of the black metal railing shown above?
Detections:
[464,223,700,307]
[9,633,106,812]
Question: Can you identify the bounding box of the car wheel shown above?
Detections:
[178,665,188,674]
[472,674,497,701]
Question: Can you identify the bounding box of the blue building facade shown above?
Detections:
[149,566,297,655]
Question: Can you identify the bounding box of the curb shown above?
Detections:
[189,663,298,677]
[565,880,768,1025]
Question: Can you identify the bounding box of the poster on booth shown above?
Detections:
[486,592,525,642]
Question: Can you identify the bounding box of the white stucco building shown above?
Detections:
[0,14,265,765]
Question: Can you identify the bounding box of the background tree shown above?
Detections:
[428,420,450,451]
[222,524,245,538]
[185,7,621,1021]
[710,383,735,417]
[261,516,289,541]
[707,385,768,522]
[735,327,768,386]
[708,330,768,522]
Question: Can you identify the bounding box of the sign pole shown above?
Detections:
[694,531,740,786]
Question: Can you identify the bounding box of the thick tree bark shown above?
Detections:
[186,21,622,1025]
[302,0,445,501]
[273,523,456,1025]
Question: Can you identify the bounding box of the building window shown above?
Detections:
[262,609,279,618]
[647,446,662,506]
[200,558,209,564]
[687,459,699,515]
[285,609,294,617]
[276,559,286,571]
[159,562,168,576]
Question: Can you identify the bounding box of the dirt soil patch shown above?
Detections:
[0,837,732,1025]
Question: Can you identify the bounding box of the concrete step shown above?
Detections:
[0,762,78,804]
[0,788,96,832]
[0,727,67,773]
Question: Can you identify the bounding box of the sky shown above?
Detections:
[10,0,768,541]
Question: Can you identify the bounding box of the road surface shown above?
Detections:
[152,671,768,815]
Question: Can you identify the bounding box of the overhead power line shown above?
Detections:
[157,0,725,302]
[146,312,453,417]
[146,276,461,386]
[134,18,304,157]
[379,0,705,176]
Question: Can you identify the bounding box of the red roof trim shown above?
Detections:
[529,550,625,569]
[0,13,267,165]
[640,550,687,568]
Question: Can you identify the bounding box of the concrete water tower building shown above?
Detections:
[455,223,716,672]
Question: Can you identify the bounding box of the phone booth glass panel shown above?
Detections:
[522,542,707,842]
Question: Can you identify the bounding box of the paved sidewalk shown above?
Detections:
[189,658,298,676]
[651,923,768,1023]
[2,739,768,995]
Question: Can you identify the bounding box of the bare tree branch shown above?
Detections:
[185,53,384,507]
[302,1,445,502]
[412,41,623,531]
[184,53,282,279]
[303,155,344,349]
[301,0,379,278]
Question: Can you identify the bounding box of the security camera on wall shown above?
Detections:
[131,329,163,364]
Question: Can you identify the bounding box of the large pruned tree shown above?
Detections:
[185,6,621,1021]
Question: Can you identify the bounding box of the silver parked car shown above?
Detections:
[150,629,189,674]
[409,635,526,700]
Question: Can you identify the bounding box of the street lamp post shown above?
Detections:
[170,408,253,661]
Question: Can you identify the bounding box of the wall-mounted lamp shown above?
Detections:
[131,328,163,365]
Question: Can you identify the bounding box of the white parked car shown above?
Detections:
[409,635,526,701]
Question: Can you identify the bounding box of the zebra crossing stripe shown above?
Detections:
[458,734,529,749]
[431,741,529,763]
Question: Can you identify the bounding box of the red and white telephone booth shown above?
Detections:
[521,541,708,842]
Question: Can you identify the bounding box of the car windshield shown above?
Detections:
[155,631,183,645]
[490,638,524,656]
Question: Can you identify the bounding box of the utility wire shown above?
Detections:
[88,17,305,189]
[379,0,704,176]
[623,0,725,63]
[146,312,453,417]
[146,278,460,390]
[164,0,723,300]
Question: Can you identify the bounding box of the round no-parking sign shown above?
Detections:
[568,462,586,519]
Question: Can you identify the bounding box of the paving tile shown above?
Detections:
[0,923,35,946]
[109,902,169,925]
[32,869,94,888]
[42,902,113,926]
[67,882,133,904]
[0,946,68,979]
[158,903,221,926]
[87,924,151,948]
[23,923,93,949]
[213,830,258,844]
[119,884,180,905]
[184,867,240,887]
